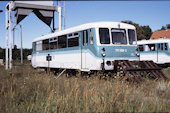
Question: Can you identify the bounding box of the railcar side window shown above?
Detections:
[49,37,57,49]
[32,42,35,52]
[68,32,79,47]
[68,37,79,47]
[158,44,161,50]
[111,29,127,44]
[83,30,88,46]
[32,42,36,52]
[148,44,155,51]
[83,31,85,46]
[144,45,150,51]
[165,43,168,50]
[42,39,49,50]
[86,30,88,44]
[58,35,67,48]
[36,41,42,51]
[99,28,110,44]
[90,29,94,44]
[138,45,144,51]
[161,43,163,50]
[128,29,136,44]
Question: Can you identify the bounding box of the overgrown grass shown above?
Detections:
[163,67,170,79]
[0,63,170,113]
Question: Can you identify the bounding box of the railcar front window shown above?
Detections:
[111,29,127,44]
[99,28,110,44]
[128,29,136,44]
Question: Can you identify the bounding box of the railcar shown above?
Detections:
[32,22,168,80]
[32,22,138,71]
[137,39,170,66]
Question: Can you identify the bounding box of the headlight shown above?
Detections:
[102,52,106,57]
[136,52,140,57]
[101,48,106,57]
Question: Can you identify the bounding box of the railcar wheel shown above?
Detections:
[65,69,77,78]
[80,71,91,79]
[66,70,72,78]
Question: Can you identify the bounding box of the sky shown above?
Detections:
[0,1,170,49]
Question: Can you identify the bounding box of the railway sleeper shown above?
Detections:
[114,60,169,82]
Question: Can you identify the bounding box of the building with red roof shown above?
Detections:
[150,29,170,39]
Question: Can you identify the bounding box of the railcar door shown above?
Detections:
[157,43,166,64]
[81,30,88,70]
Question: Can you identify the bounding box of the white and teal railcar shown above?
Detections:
[137,39,170,66]
[32,22,139,72]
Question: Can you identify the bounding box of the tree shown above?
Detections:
[161,24,170,30]
[161,26,166,30]
[0,48,5,60]
[121,20,152,40]
[0,47,32,61]
[166,24,170,29]
[142,26,152,40]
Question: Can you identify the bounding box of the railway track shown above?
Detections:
[113,60,169,82]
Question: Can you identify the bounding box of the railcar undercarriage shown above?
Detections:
[49,60,169,83]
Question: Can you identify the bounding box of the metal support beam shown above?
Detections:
[58,6,62,31]
[9,3,12,69]
[55,69,66,80]
[52,10,55,32]
[5,6,9,70]
[12,26,16,48]
[63,1,66,30]
[19,25,23,64]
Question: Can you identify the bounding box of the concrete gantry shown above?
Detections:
[5,1,64,70]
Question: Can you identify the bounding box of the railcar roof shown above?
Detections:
[33,21,135,42]
[137,38,170,45]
